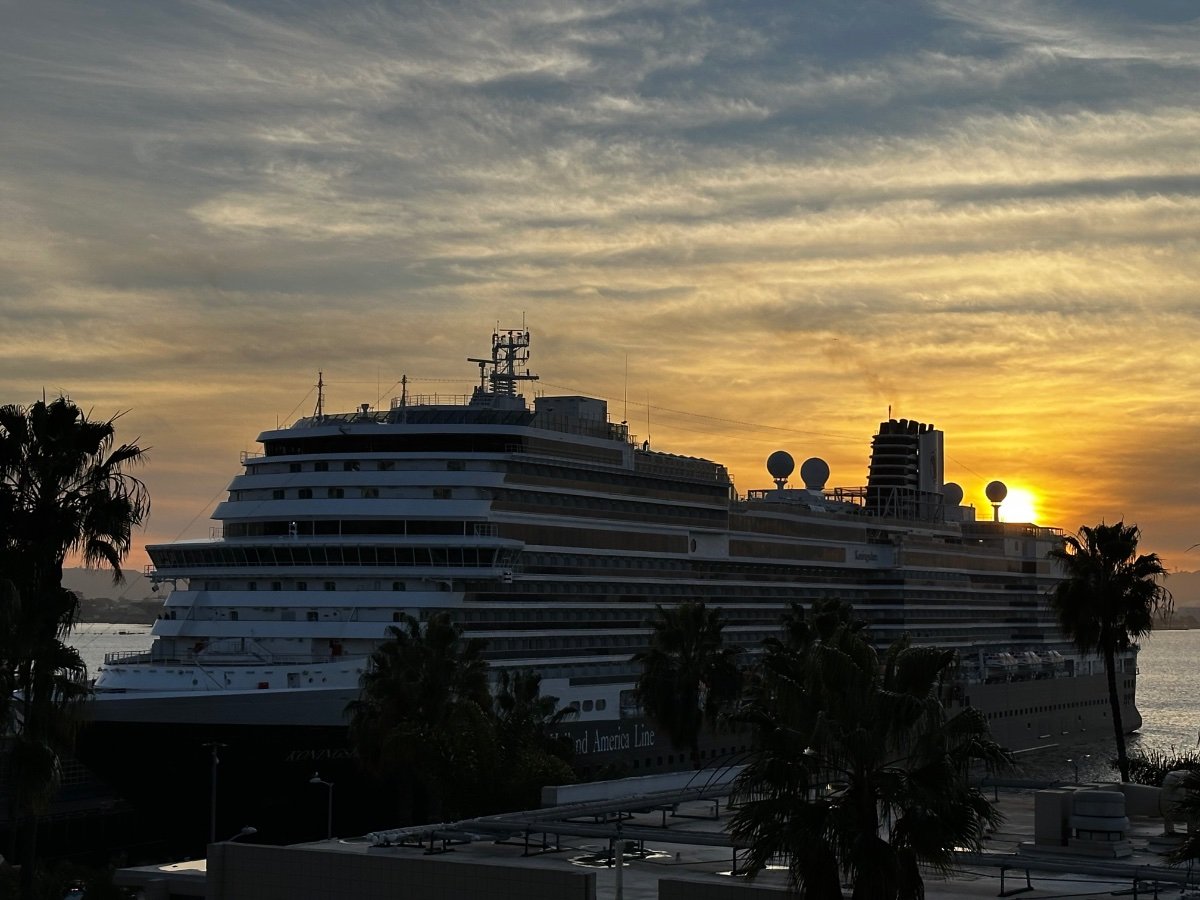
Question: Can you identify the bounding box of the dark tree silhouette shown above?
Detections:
[731,606,1010,899]
[632,601,741,757]
[1047,521,1170,782]
[0,397,148,898]
[347,612,493,822]
[491,669,576,810]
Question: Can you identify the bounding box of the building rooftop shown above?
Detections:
[117,778,1200,899]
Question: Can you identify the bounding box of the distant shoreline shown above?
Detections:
[77,597,160,626]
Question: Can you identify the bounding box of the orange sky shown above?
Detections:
[2,1,1197,573]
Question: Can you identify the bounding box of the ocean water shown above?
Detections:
[983,629,1200,784]
[72,622,153,673]
[67,624,1200,783]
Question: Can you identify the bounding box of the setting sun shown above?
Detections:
[998,486,1039,524]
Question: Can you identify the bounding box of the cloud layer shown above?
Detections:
[2,0,1197,568]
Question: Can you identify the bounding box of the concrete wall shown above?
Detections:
[659,876,790,899]
[206,843,596,900]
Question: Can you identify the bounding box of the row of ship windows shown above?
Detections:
[493,489,724,522]
[234,487,453,501]
[624,746,747,772]
[982,695,1130,720]
[248,460,470,475]
[245,457,721,495]
[152,545,516,569]
[483,631,776,653]
[507,460,729,500]
[205,581,409,592]
[181,581,1050,633]
[224,520,496,538]
[567,698,606,712]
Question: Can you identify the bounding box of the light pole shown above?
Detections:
[310,772,334,840]
[203,742,228,844]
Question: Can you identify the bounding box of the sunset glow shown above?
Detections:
[2,2,1197,573]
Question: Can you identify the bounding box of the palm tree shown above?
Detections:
[731,612,1011,900]
[1165,769,1200,867]
[1047,521,1170,782]
[0,397,148,897]
[632,601,741,757]
[490,669,576,810]
[347,612,494,822]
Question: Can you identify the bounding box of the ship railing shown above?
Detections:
[529,412,630,442]
[743,485,871,505]
[506,444,623,468]
[634,454,730,483]
[395,393,473,407]
[240,450,265,463]
[103,650,155,665]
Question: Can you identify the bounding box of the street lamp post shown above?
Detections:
[310,773,334,840]
[203,742,228,844]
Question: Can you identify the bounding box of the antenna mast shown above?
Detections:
[314,372,325,421]
[467,328,539,397]
[623,354,629,425]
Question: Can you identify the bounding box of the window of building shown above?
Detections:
[271,581,282,591]
[272,489,284,500]
[307,610,318,621]
[314,461,328,472]
[323,581,336,591]
[289,463,302,473]
[297,581,307,591]
[327,488,344,499]
[230,610,239,621]
[298,488,312,499]
[248,582,257,591]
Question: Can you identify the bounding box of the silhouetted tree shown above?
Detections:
[0,397,148,899]
[490,669,576,810]
[731,608,1011,899]
[633,601,741,757]
[347,612,493,822]
[1048,521,1170,782]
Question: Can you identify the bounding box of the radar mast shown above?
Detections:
[468,329,539,398]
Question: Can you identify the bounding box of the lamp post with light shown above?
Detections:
[310,772,334,840]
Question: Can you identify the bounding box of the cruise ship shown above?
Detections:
[78,328,1138,844]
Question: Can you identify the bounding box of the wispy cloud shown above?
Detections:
[1,0,1197,566]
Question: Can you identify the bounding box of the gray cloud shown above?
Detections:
[2,0,1198,564]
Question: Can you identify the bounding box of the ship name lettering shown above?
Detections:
[593,730,631,754]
